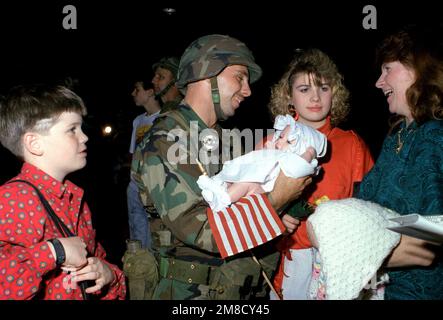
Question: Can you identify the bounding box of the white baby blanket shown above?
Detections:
[197,115,327,212]
[307,198,401,300]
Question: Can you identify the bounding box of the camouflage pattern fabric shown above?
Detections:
[176,34,262,90]
[152,56,180,79]
[160,96,182,113]
[122,247,159,300]
[131,104,279,299]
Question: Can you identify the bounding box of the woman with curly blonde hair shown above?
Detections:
[269,48,349,126]
[270,48,374,299]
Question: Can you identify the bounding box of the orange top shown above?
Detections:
[273,117,374,292]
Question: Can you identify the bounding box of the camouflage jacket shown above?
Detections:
[131,104,273,262]
[131,104,221,260]
[160,96,183,113]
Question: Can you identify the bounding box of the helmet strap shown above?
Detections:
[210,77,228,121]
[154,80,175,101]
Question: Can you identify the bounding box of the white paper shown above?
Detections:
[388,214,443,244]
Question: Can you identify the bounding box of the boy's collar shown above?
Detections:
[19,162,80,199]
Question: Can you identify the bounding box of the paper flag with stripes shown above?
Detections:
[207,193,285,258]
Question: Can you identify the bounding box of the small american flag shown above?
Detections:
[207,193,285,258]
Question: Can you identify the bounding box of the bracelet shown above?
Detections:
[48,238,66,266]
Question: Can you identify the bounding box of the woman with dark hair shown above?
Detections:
[357,25,443,299]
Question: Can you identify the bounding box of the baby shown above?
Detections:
[197,115,327,212]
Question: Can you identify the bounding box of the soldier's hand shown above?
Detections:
[268,171,312,211]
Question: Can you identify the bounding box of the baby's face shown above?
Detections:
[275,138,291,151]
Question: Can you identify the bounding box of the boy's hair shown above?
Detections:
[134,79,154,91]
[0,84,87,158]
[268,48,350,127]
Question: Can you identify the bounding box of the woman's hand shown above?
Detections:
[281,214,300,234]
[386,235,438,268]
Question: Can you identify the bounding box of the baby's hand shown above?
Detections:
[242,183,265,196]
[275,125,293,150]
[300,147,317,162]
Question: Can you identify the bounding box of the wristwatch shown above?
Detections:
[48,238,66,265]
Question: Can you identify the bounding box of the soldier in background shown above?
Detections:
[131,34,312,300]
[151,56,183,112]
[127,57,182,248]
[123,59,182,299]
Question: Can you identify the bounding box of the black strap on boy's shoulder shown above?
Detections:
[7,179,91,300]
[8,179,74,237]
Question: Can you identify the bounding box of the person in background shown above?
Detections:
[127,78,162,249]
[126,56,183,249]
[151,56,183,112]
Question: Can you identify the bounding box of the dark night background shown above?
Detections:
[0,0,441,267]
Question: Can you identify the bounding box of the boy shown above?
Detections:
[0,84,126,300]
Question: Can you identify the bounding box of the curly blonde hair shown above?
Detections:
[268,48,350,127]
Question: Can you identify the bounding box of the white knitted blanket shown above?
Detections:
[307,198,401,300]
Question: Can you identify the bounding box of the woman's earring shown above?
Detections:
[288,104,299,120]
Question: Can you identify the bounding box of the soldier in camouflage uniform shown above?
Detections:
[151,56,183,112]
[122,56,183,299]
[131,34,312,300]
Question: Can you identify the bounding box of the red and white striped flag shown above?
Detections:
[207,193,285,258]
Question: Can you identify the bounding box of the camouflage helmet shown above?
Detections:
[177,34,262,89]
[152,56,180,79]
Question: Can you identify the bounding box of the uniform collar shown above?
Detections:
[177,103,210,130]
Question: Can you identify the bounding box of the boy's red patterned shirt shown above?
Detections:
[0,163,126,300]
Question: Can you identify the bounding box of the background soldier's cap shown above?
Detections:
[152,56,180,79]
[177,34,262,89]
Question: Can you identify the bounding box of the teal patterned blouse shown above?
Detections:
[358,119,443,300]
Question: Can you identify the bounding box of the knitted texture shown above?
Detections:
[308,198,401,299]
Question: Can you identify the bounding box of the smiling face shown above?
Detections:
[37,111,88,181]
[290,72,332,129]
[375,61,416,123]
[216,65,252,118]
